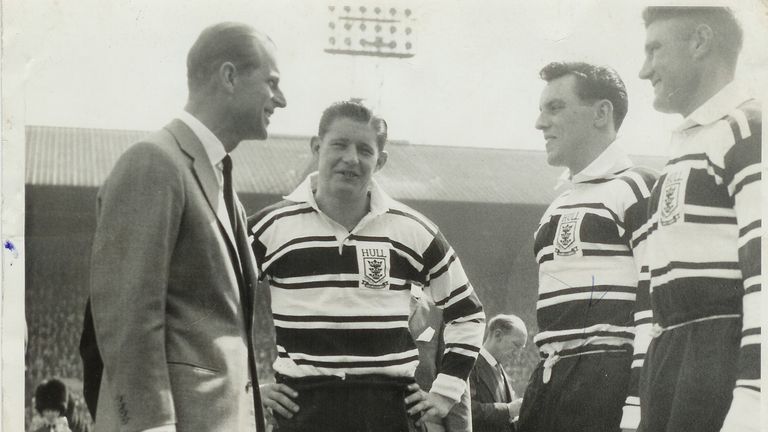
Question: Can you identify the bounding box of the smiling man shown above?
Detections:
[635,7,761,432]
[248,101,485,432]
[81,22,286,432]
[517,62,657,432]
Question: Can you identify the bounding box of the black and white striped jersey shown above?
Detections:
[533,143,656,358]
[248,174,485,402]
[642,82,761,425]
[533,143,657,429]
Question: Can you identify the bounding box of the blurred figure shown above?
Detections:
[469,314,527,432]
[32,378,90,432]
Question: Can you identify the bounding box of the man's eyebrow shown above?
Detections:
[645,41,659,53]
[543,99,564,109]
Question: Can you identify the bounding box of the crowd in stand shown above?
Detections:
[25,278,538,430]
[25,282,313,430]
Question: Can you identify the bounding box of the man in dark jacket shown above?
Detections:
[469,315,527,432]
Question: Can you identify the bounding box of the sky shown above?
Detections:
[3,0,768,157]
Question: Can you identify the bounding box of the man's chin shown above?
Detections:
[328,181,367,197]
[546,153,561,168]
[250,128,268,141]
[652,98,676,115]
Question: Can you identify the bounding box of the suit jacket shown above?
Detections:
[410,295,472,432]
[469,354,516,432]
[86,120,261,432]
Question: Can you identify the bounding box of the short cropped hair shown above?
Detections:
[539,61,629,131]
[642,6,743,60]
[187,22,266,91]
[318,100,388,150]
[485,314,527,341]
[34,378,68,415]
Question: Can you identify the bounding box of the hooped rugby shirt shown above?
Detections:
[248,173,485,402]
[532,141,657,428]
[641,82,761,425]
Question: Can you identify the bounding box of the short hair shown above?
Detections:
[34,378,68,415]
[187,22,267,91]
[485,314,527,341]
[539,61,629,131]
[318,100,388,150]
[642,7,743,60]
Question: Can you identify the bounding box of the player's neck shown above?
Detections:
[680,68,735,117]
[315,192,370,231]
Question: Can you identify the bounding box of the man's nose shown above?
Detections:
[341,147,359,164]
[273,88,287,108]
[638,58,652,80]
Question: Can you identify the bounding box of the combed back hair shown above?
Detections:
[187,22,266,91]
[539,61,629,131]
[318,100,388,150]
[485,314,527,341]
[642,6,743,61]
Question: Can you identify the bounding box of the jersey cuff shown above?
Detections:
[429,373,466,403]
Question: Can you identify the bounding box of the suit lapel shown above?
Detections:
[165,120,240,260]
[477,355,504,402]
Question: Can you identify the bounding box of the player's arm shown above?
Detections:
[619,265,652,432]
[721,106,761,432]
[90,143,183,430]
[423,231,485,405]
[619,168,658,431]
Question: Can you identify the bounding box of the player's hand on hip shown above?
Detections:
[405,384,454,426]
[259,383,300,419]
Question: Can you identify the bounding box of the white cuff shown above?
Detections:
[620,403,640,430]
[429,373,466,403]
[720,388,761,432]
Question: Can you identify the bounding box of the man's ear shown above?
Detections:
[375,150,388,172]
[691,23,714,60]
[218,62,238,93]
[593,99,614,129]
[310,136,321,156]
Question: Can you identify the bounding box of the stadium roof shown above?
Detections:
[25,125,665,205]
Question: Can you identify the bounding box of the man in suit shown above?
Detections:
[82,22,286,432]
[469,314,527,432]
[410,288,472,432]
